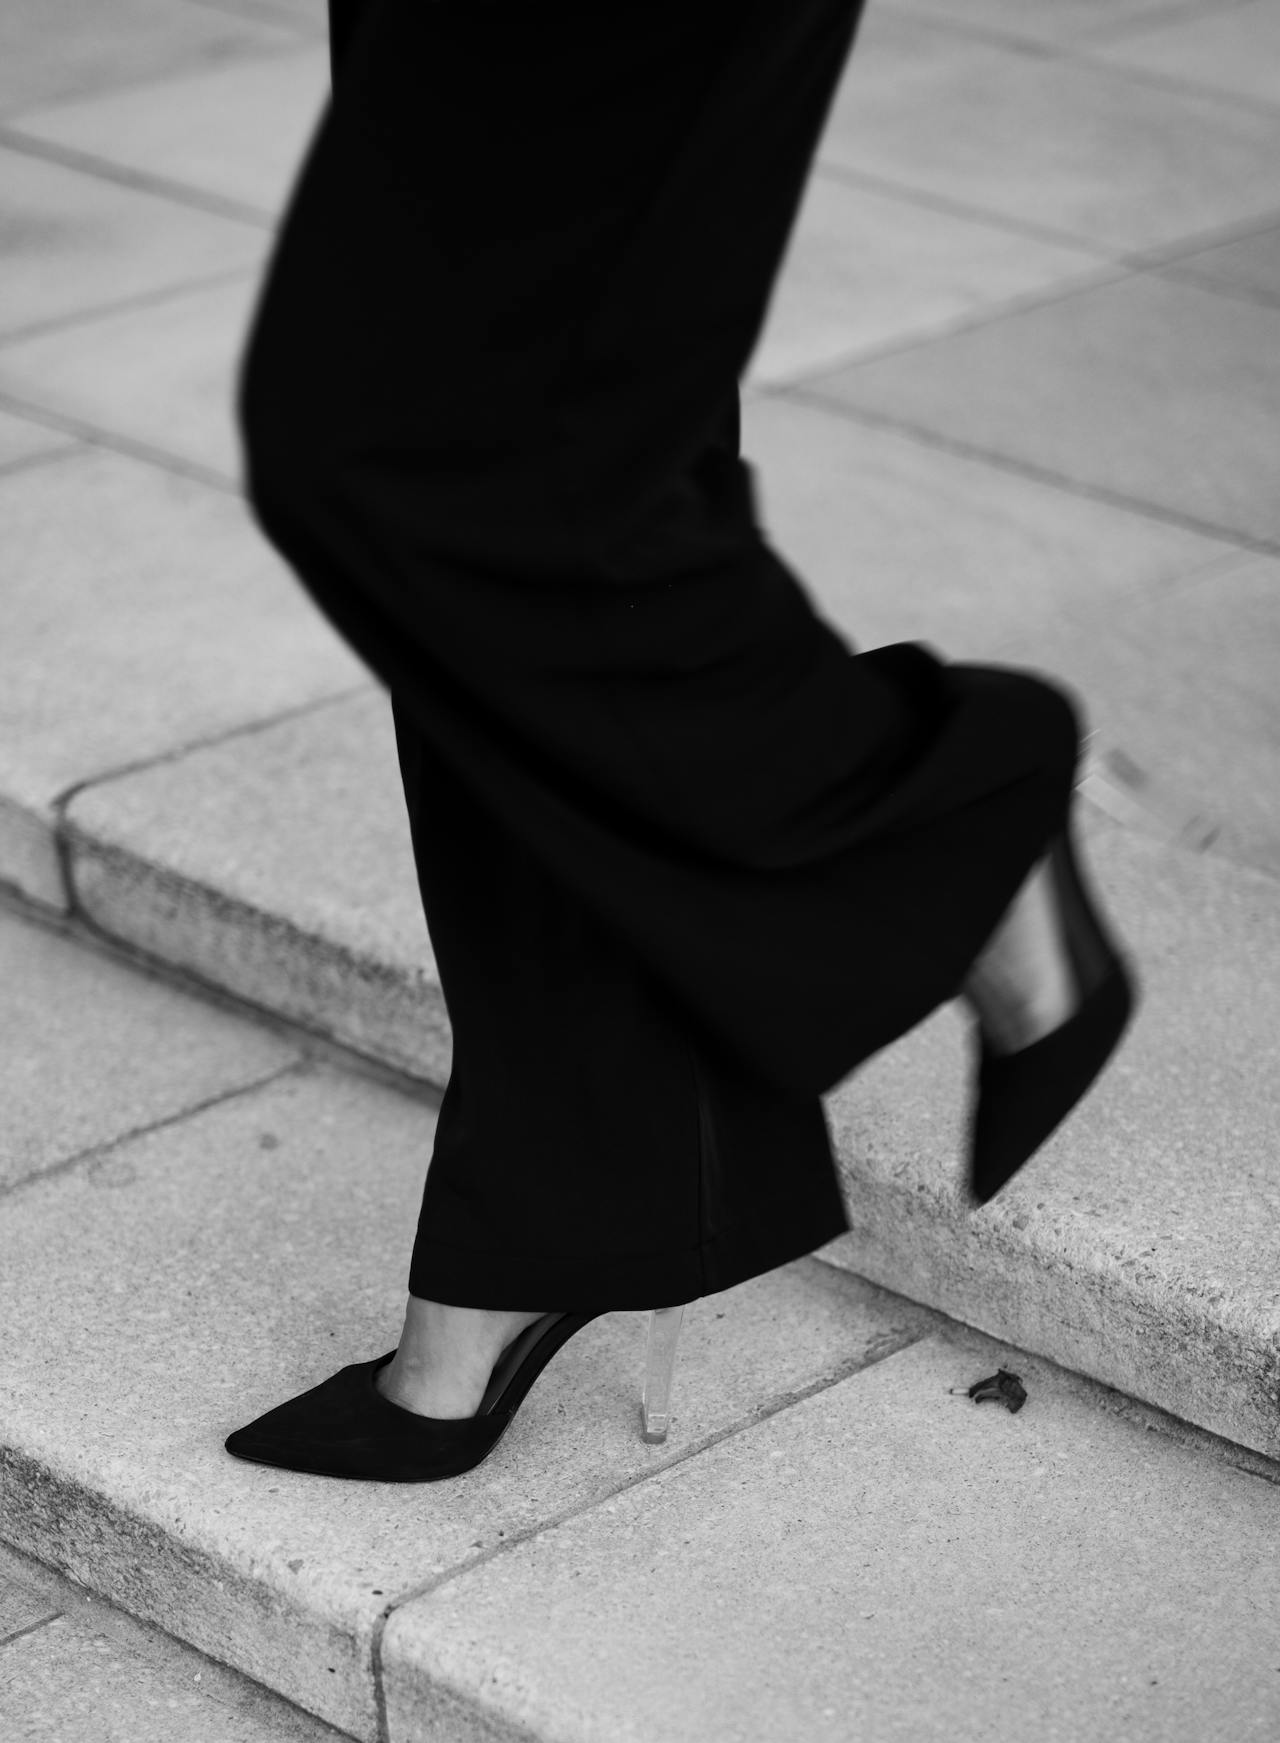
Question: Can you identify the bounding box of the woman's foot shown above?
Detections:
[961,852,1077,1054]
[374,1297,548,1419]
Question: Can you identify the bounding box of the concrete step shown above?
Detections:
[0,1540,349,1743]
[45,675,1280,1464]
[3,901,1278,1742]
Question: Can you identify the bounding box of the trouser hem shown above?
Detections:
[406,1194,851,1310]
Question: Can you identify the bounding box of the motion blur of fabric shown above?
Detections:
[235,0,1081,1306]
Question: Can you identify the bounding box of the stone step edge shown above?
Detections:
[55,785,1277,1462]
[822,1172,1279,1462]
[0,1442,375,1741]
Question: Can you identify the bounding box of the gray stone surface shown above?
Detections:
[815,270,1280,544]
[818,807,1280,1459]
[0,445,363,906]
[381,1328,1280,1743]
[62,691,448,1082]
[0,0,302,118]
[0,1556,58,1642]
[0,145,266,342]
[0,1542,351,1742]
[0,274,264,481]
[875,0,1209,44]
[1163,222,1280,309]
[0,408,77,472]
[742,391,1235,663]
[8,42,330,217]
[1090,1,1280,106]
[989,552,1280,879]
[0,904,298,1191]
[827,10,1280,250]
[747,168,1104,387]
[0,1062,934,1740]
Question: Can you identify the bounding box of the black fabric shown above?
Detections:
[236,0,1083,1306]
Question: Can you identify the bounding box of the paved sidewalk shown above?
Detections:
[2,897,1279,1743]
[3,0,1280,1736]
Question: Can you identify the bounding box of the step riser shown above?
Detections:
[0,1447,377,1741]
[68,837,452,1086]
[826,1181,1279,1461]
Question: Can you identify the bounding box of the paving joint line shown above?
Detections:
[0,124,279,228]
[0,1059,304,1209]
[0,264,266,352]
[814,160,1122,258]
[183,0,326,40]
[817,158,1280,268]
[0,389,241,492]
[0,442,82,483]
[372,1319,933,1627]
[51,681,374,820]
[0,1612,64,1650]
[759,255,1138,384]
[759,238,1280,386]
[0,880,447,1111]
[772,385,1280,562]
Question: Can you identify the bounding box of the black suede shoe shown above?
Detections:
[225,1310,604,1481]
[966,817,1137,1207]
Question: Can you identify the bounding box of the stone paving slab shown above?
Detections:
[744,391,1234,659]
[0,273,263,482]
[830,10,1280,251]
[820,808,1280,1460]
[7,40,329,217]
[0,1057,936,1740]
[0,144,266,343]
[815,269,1280,546]
[0,903,297,1192]
[988,551,1280,880]
[748,169,1104,387]
[1162,219,1280,308]
[0,0,303,119]
[0,1541,350,1743]
[1089,0,1280,107]
[61,689,446,1080]
[382,1327,1280,1743]
[0,406,77,471]
[0,445,364,907]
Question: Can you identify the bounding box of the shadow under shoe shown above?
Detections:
[966,816,1138,1208]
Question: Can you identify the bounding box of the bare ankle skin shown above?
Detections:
[962,855,1076,1053]
[375,1298,547,1419]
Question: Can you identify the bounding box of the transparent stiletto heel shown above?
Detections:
[641,1304,685,1443]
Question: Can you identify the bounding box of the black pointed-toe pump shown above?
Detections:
[966,818,1137,1207]
[224,1305,686,1481]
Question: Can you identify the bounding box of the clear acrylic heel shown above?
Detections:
[641,1304,685,1443]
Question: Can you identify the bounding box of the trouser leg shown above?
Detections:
[390,692,841,1307]
[237,0,1081,1242]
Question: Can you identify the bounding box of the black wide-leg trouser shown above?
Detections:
[238,0,1083,1307]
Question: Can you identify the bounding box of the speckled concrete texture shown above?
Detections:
[0,1541,350,1743]
[382,1329,1280,1743]
[817,271,1280,544]
[0,1058,935,1739]
[819,808,1280,1457]
[0,446,364,907]
[62,691,449,1082]
[0,905,296,1191]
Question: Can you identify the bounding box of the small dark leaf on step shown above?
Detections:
[967,1368,1027,1413]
